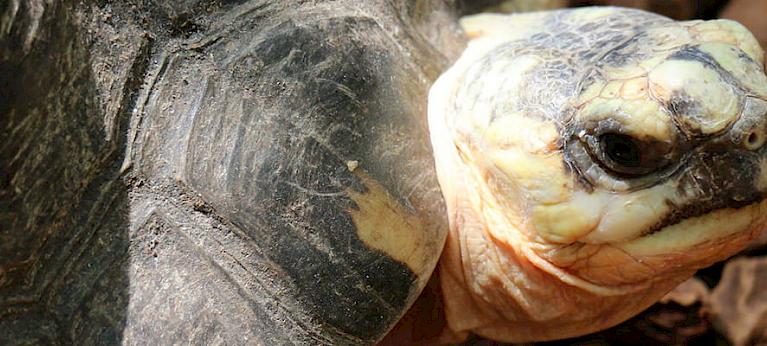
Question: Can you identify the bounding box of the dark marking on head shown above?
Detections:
[597,33,644,67]
[667,45,749,94]
[737,49,758,65]
[668,45,719,66]
[666,88,741,140]
[645,150,764,235]
[668,90,703,128]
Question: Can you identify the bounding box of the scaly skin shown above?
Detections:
[428,7,767,342]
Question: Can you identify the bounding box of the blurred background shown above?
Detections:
[458,1,767,345]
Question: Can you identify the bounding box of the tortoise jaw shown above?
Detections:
[535,151,767,286]
[532,197,767,289]
[616,197,767,260]
[570,148,767,244]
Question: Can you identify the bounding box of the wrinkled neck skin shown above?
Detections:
[428,84,761,343]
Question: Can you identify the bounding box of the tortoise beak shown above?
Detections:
[675,150,763,210]
[647,96,767,233]
[610,96,767,267]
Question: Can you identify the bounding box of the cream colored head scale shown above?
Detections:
[429,7,767,342]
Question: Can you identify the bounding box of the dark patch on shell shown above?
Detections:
[180,16,429,343]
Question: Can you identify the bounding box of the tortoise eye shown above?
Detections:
[601,133,641,168]
[590,132,671,177]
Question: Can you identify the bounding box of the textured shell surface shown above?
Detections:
[0,1,463,345]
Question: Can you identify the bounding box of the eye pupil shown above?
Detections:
[576,131,669,178]
[602,134,641,167]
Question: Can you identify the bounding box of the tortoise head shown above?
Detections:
[429,7,767,342]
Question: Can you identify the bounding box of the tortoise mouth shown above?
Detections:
[640,193,765,237]
[519,199,767,296]
[526,196,767,290]
[615,197,767,258]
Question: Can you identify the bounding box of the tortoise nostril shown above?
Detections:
[748,132,758,144]
[744,130,766,150]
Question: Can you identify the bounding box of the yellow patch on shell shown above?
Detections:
[346,171,434,283]
[649,59,740,134]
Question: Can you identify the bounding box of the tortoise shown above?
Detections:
[1,1,766,345]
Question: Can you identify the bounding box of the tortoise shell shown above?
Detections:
[0,1,461,344]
